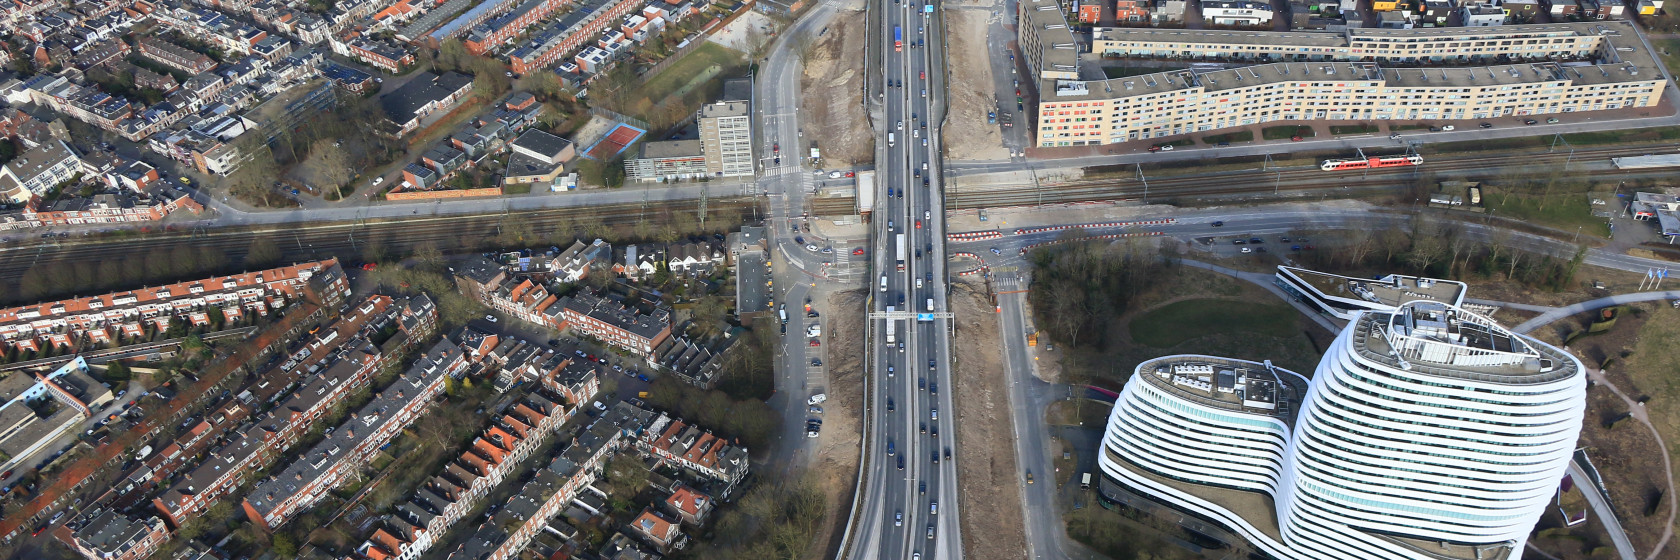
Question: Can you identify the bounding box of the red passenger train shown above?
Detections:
[1320,154,1424,171]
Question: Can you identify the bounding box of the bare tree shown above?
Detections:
[1345,227,1376,268]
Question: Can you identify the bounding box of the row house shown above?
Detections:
[462,0,567,55]
[136,36,218,74]
[101,295,422,513]
[626,507,685,552]
[664,484,713,526]
[617,244,660,281]
[666,241,723,276]
[241,338,454,530]
[70,38,127,69]
[7,189,204,229]
[651,334,724,389]
[440,400,629,560]
[356,390,576,560]
[620,13,664,44]
[153,338,394,526]
[552,238,611,282]
[638,411,749,488]
[341,38,414,72]
[0,258,344,358]
[506,0,641,75]
[0,0,64,33]
[0,137,81,203]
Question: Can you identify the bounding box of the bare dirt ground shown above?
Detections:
[943,10,1009,161]
[951,278,1030,560]
[799,2,874,166]
[806,288,866,559]
[710,10,775,53]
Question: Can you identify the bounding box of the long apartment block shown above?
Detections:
[0,259,347,353]
[240,337,459,530]
[150,295,436,527]
[1015,1,1668,147]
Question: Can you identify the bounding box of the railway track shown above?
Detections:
[943,144,1667,209]
[0,198,758,287]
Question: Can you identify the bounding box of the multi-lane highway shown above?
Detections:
[843,0,963,557]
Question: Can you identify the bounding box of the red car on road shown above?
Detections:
[808,340,821,347]
[852,247,865,255]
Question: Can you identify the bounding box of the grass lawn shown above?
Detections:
[502,183,532,195]
[1389,124,1429,131]
[1562,127,1680,145]
[1201,130,1254,145]
[1129,298,1301,348]
[1613,312,1680,549]
[1161,138,1195,147]
[1652,38,1680,76]
[1484,189,1612,237]
[627,42,744,117]
[1330,124,1380,135]
[1262,125,1312,140]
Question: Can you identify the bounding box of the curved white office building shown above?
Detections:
[1099,302,1585,560]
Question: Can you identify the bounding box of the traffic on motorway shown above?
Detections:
[858,0,961,557]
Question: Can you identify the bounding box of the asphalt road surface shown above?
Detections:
[841,0,963,557]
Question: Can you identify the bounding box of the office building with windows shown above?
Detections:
[1015,6,1667,147]
[1099,301,1586,560]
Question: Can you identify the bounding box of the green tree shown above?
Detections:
[273,533,298,557]
[103,361,132,381]
[602,156,626,188]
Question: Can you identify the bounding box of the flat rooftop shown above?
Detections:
[1134,356,1307,425]
[1281,266,1466,308]
[1355,303,1578,384]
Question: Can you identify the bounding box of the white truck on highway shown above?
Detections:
[885,306,897,344]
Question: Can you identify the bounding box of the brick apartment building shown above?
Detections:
[241,336,456,530]
[381,71,475,137]
[550,290,672,358]
[506,0,640,75]
[454,259,672,359]
[59,510,170,560]
[151,296,435,527]
[136,36,218,74]
[344,39,416,73]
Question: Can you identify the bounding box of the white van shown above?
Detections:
[888,132,896,146]
[881,275,888,292]
[926,298,934,311]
